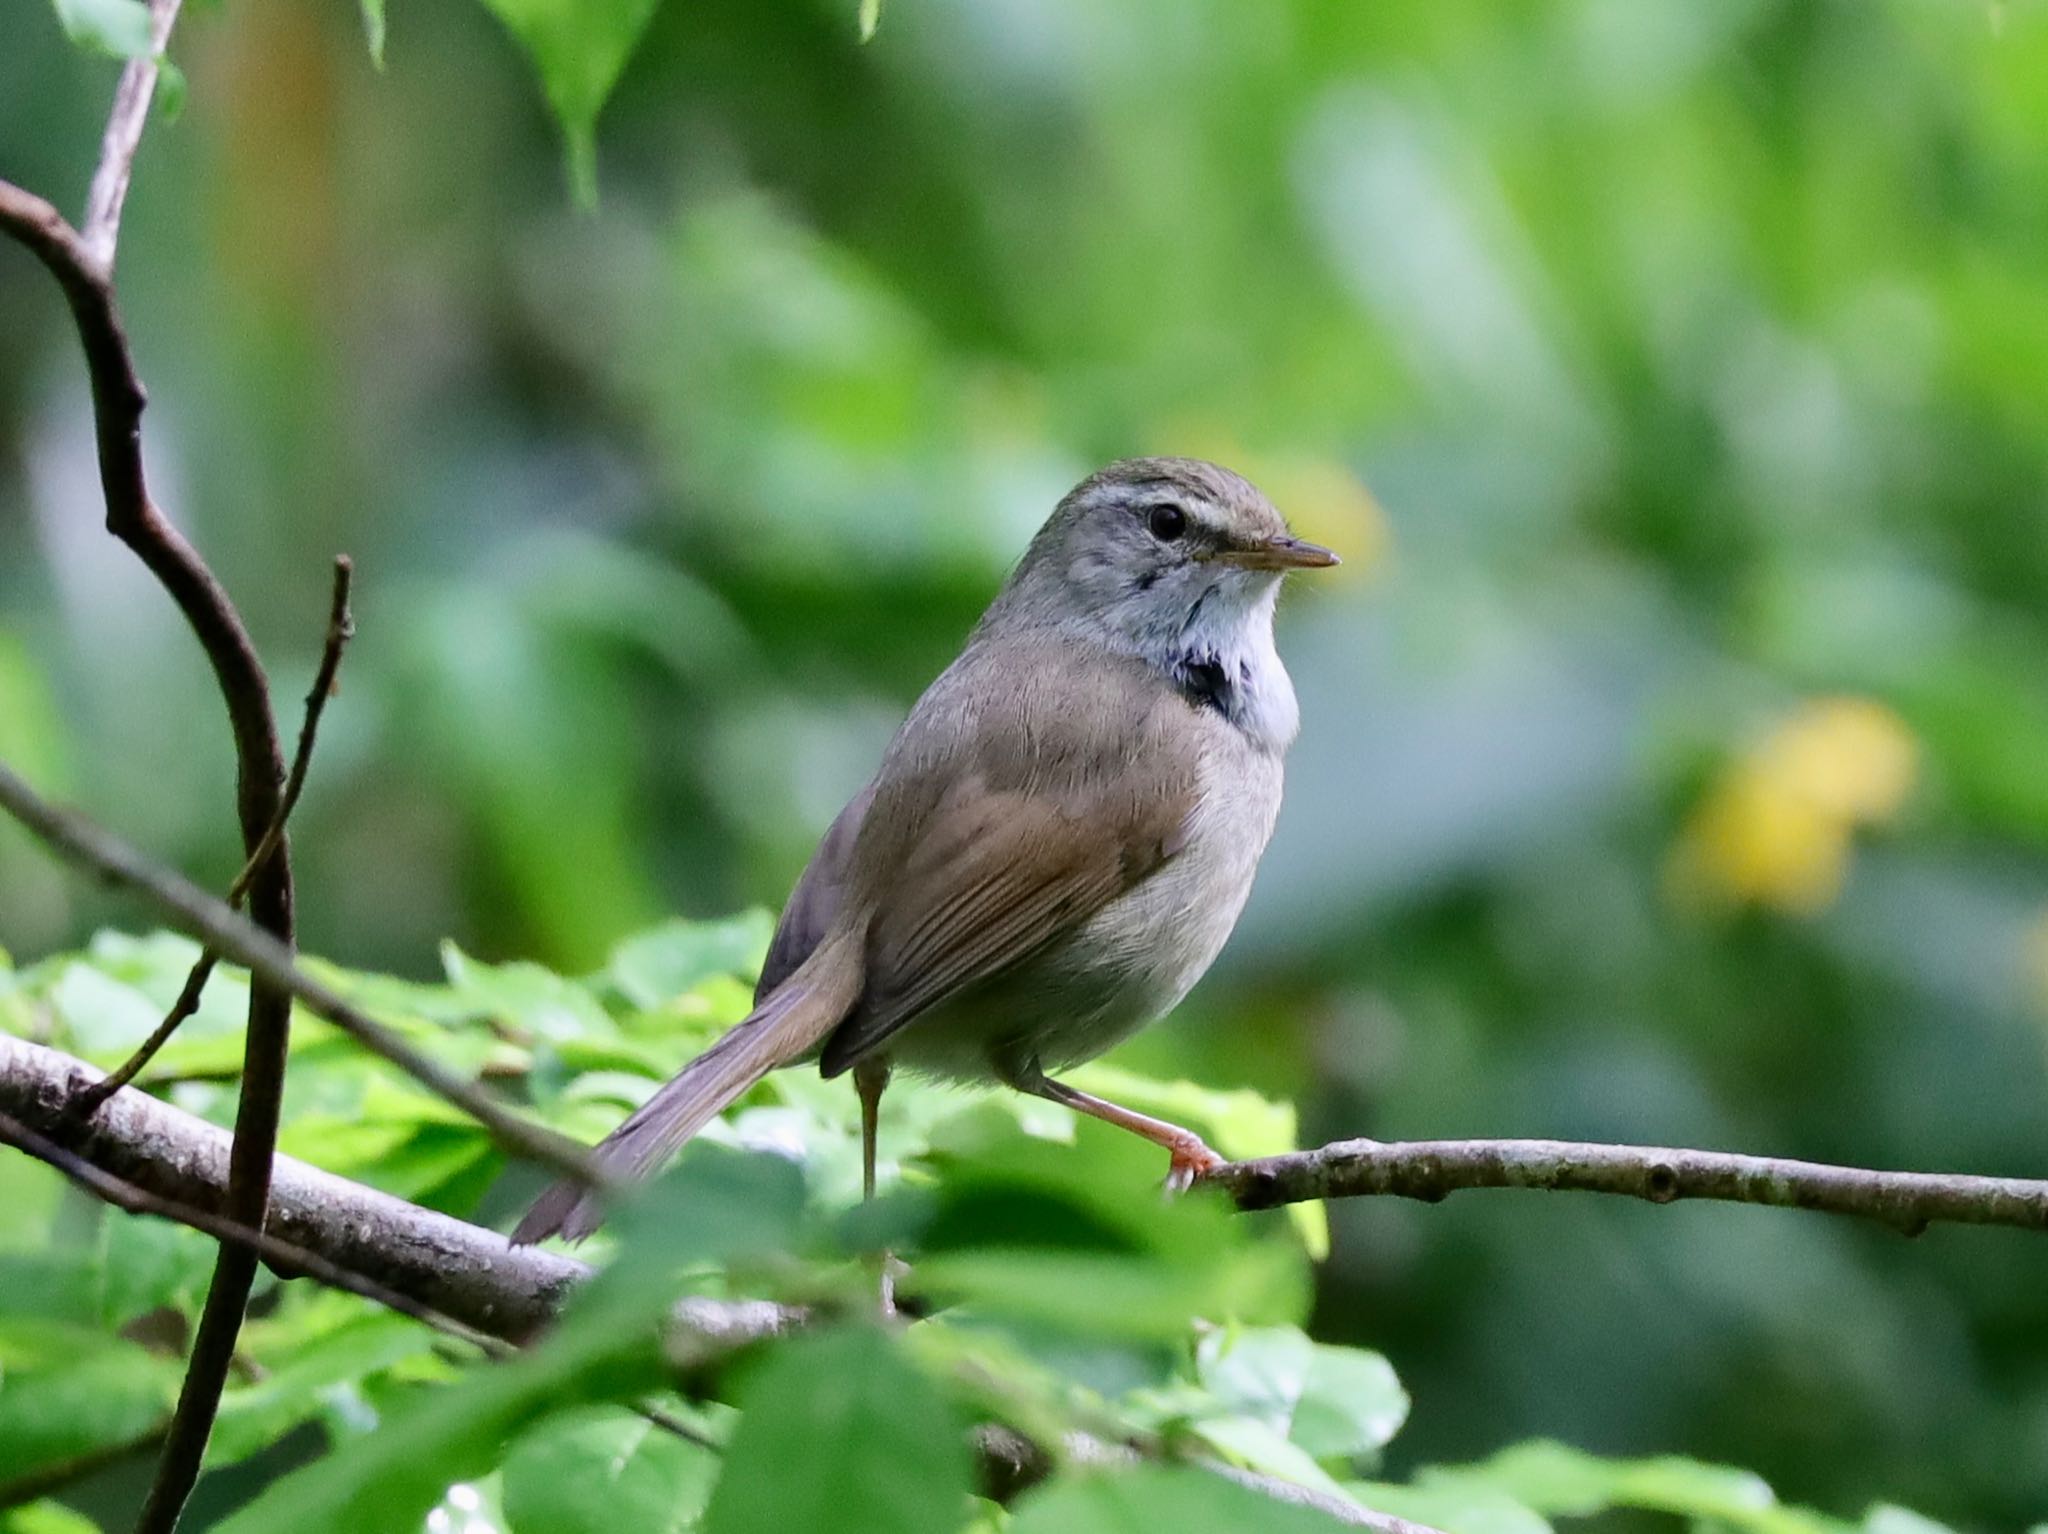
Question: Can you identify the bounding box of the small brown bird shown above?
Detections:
[516,458,1335,1242]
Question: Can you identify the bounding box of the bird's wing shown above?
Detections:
[756,779,877,1003]
[817,639,1202,1077]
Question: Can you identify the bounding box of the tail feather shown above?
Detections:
[512,930,862,1244]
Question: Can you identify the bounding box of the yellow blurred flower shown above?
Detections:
[1668,697,1918,917]
[1754,697,1918,824]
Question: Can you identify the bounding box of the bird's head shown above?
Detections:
[996,457,1338,658]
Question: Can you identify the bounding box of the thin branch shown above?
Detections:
[80,0,186,269]
[0,1036,1438,1534]
[1209,1136,2048,1237]
[74,556,356,1115]
[1206,1463,1438,1533]
[4,41,307,1527]
[234,555,356,901]
[0,760,602,1187]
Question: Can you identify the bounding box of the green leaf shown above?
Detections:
[1196,1327,1409,1463]
[1864,1510,1959,1534]
[1185,1415,1353,1501]
[1290,1341,1409,1461]
[0,631,68,790]
[912,1124,1309,1342]
[503,1405,717,1534]
[0,1258,99,1328]
[153,57,184,119]
[1347,1479,1552,1534]
[46,962,161,1059]
[857,0,881,42]
[0,1160,63,1254]
[211,1312,438,1466]
[2,1503,104,1534]
[1439,1442,1844,1534]
[56,933,253,1077]
[0,1331,177,1483]
[442,942,617,1042]
[94,1215,218,1330]
[605,913,773,1010]
[471,0,663,203]
[49,0,153,60]
[704,1327,969,1534]
[1009,1465,1348,1534]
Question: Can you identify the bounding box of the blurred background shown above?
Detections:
[5,0,2048,1525]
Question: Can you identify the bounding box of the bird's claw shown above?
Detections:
[1163,1137,1226,1194]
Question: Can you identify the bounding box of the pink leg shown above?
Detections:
[1025,1073,1224,1193]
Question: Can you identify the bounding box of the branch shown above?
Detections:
[80,0,185,269]
[0,760,600,1185]
[0,1035,1433,1534]
[74,556,356,1115]
[3,1035,662,1344]
[1210,1137,2048,1237]
[3,18,309,1522]
[0,1104,511,1358]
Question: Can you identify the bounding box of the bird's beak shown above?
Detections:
[1213,535,1341,572]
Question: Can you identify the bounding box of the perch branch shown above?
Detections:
[0,760,602,1187]
[0,1036,1432,1534]
[74,556,356,1115]
[1208,1136,2048,1237]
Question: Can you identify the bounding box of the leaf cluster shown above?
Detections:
[0,926,1960,1534]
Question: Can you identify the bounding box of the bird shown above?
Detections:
[514,457,1336,1243]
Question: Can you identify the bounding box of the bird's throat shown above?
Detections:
[1170,649,1242,720]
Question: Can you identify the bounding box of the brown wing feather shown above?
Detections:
[756,779,877,1003]
[818,638,1200,1077]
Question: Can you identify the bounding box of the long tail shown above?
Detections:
[512,929,863,1244]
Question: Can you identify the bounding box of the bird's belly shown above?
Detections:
[890,753,1281,1084]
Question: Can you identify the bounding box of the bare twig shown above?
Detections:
[235,555,356,901]
[80,0,185,269]
[75,557,356,1115]
[1209,1136,2048,1237]
[0,761,602,1187]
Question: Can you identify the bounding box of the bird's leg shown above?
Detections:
[852,1056,896,1315]
[1013,1064,1224,1193]
[854,1056,890,1202]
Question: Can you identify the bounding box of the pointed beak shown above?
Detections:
[1214,534,1341,572]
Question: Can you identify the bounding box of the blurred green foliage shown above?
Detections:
[5,0,2048,1528]
[0,931,1967,1533]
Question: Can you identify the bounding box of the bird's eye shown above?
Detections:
[1145,504,1188,542]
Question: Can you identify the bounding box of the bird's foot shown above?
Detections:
[1163,1135,1226,1194]
[874,1250,910,1320]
